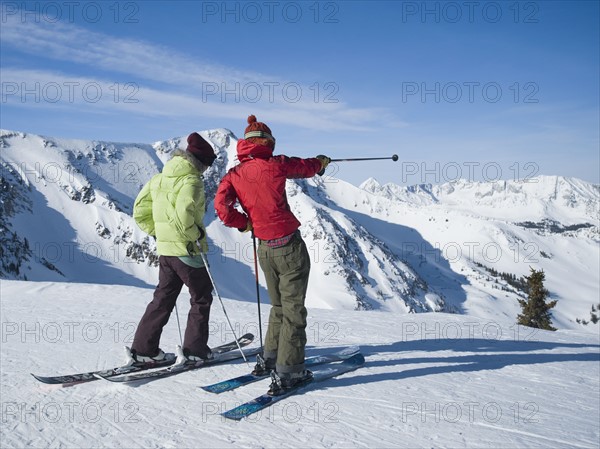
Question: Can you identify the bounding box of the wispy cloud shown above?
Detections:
[0,15,243,86]
[2,68,404,132]
[1,15,406,131]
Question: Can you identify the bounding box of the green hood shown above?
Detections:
[162,152,203,178]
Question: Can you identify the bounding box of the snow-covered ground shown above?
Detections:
[1,280,599,448]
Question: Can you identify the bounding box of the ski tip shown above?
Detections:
[221,410,246,421]
[31,373,66,384]
[349,352,365,365]
[31,372,90,385]
[31,373,44,382]
[238,333,254,342]
[222,414,243,421]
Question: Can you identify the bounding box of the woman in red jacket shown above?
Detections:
[215,115,330,395]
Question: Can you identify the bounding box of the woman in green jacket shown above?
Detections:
[129,132,217,364]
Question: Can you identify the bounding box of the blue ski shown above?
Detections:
[201,345,360,394]
[221,352,365,420]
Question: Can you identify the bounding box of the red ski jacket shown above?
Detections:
[215,139,322,240]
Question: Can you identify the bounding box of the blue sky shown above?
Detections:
[1,1,598,186]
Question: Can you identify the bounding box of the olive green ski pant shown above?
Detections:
[257,234,310,374]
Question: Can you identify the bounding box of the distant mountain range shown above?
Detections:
[1,129,598,331]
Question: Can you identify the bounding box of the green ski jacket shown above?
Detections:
[133,151,209,256]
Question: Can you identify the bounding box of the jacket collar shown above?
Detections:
[236,139,273,163]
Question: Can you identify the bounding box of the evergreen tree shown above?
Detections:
[517,268,557,331]
[590,303,599,324]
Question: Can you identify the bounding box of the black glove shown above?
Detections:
[195,227,206,252]
[238,220,253,233]
[316,155,331,176]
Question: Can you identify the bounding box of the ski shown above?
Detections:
[31,333,254,385]
[95,346,260,384]
[221,352,365,420]
[204,333,255,355]
[201,345,360,394]
[30,354,177,385]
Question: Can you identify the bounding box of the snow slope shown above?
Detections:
[0,130,162,286]
[353,176,599,332]
[1,280,599,448]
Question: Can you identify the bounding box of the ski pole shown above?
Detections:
[200,252,248,363]
[252,234,264,351]
[330,154,399,162]
[174,303,183,346]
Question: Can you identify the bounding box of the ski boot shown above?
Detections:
[174,345,213,367]
[124,347,168,367]
[267,369,313,396]
[251,354,276,376]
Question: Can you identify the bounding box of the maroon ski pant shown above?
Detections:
[131,256,213,358]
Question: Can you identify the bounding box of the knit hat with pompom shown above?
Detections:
[244,115,275,143]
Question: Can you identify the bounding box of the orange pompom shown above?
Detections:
[247,115,257,124]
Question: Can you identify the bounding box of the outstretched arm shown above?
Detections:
[280,156,325,179]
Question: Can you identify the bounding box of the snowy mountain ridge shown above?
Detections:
[0,129,429,313]
[360,176,599,224]
[1,129,599,331]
